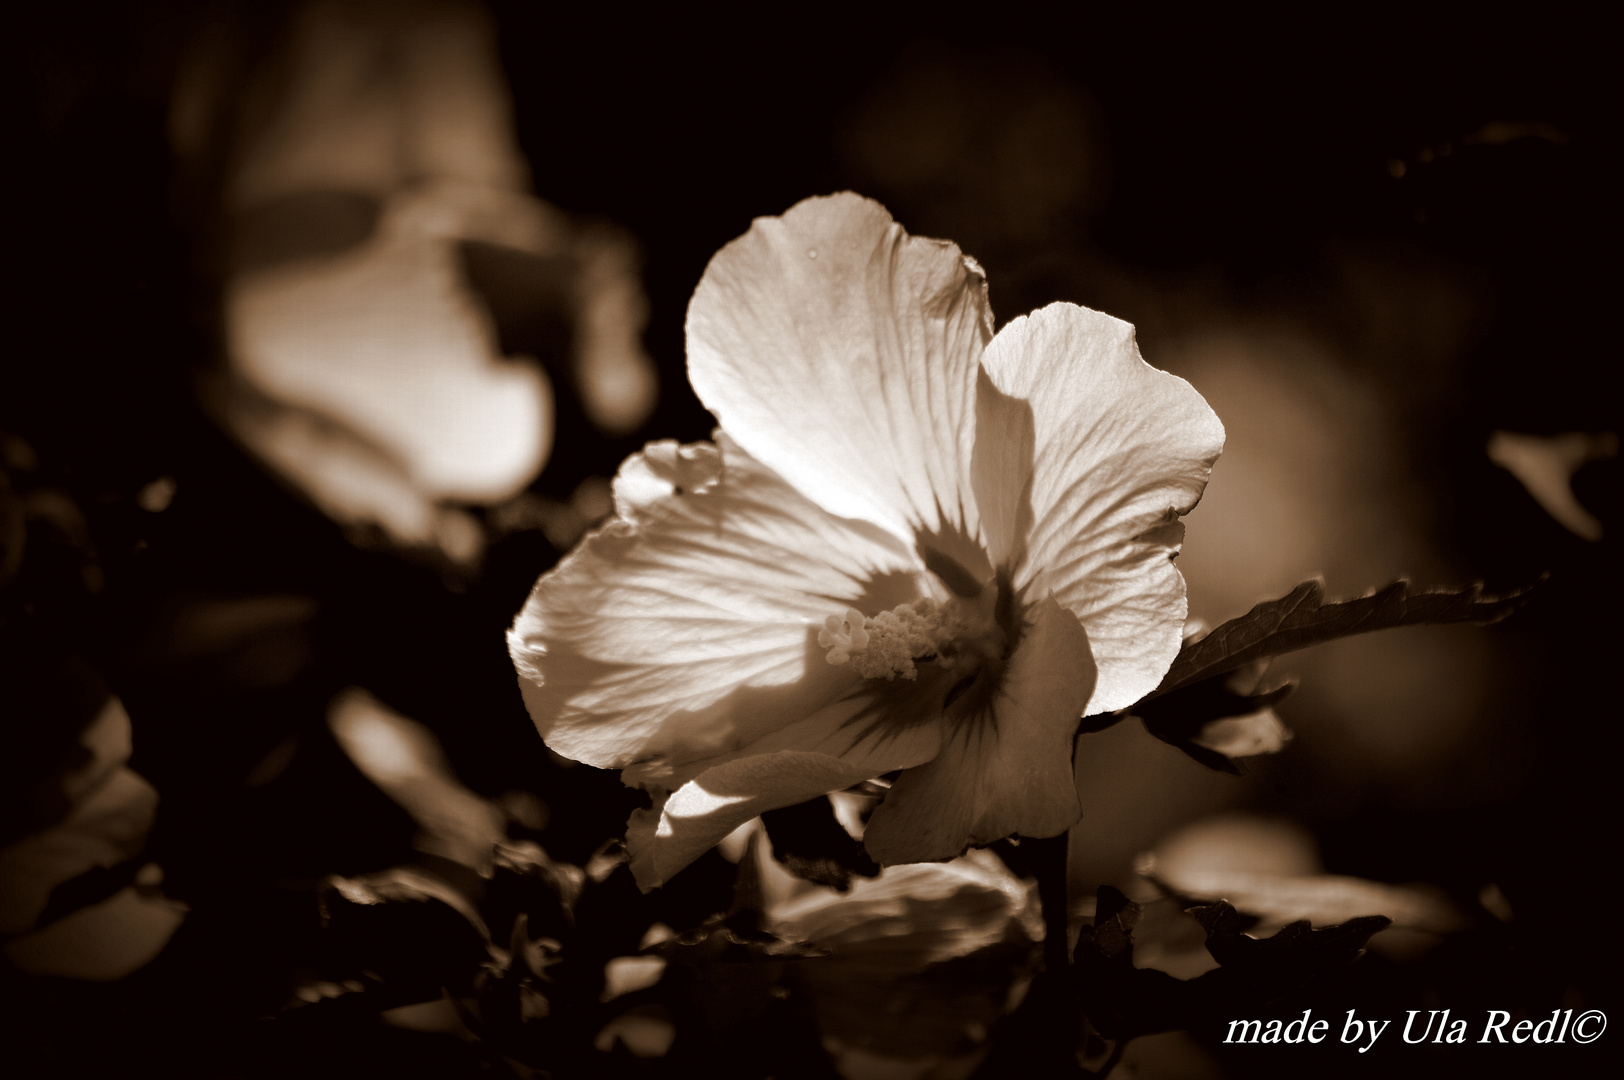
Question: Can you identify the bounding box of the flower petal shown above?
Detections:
[626,704,940,891]
[507,435,924,776]
[977,303,1224,714]
[686,192,993,546]
[862,596,1095,864]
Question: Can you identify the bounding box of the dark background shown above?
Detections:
[5,3,1618,1076]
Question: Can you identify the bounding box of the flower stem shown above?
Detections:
[972,833,1083,1078]
[1024,831,1072,971]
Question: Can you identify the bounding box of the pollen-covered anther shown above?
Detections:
[820,598,968,681]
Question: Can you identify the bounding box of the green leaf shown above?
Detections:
[1147,577,1535,700]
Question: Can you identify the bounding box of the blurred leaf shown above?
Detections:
[331,864,492,940]
[1139,858,1466,934]
[33,857,143,927]
[761,796,879,892]
[0,653,113,846]
[0,764,158,935]
[1148,578,1534,699]
[318,866,495,999]
[1488,429,1616,540]
[3,885,187,980]
[509,913,566,985]
[583,839,628,884]
[601,954,666,1002]
[327,688,505,872]
[485,840,585,949]
[593,1004,677,1059]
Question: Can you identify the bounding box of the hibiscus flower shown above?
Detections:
[508,193,1223,889]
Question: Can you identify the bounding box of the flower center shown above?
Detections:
[820,590,1006,682]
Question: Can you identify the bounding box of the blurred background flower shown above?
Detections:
[0,678,188,981]
[761,808,1042,1080]
[180,0,656,566]
[1,443,187,984]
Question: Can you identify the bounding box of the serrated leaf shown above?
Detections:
[1132,659,1295,773]
[1189,900,1390,985]
[1148,578,1534,699]
[1066,886,1396,1046]
[1083,885,1142,962]
[1070,889,1191,1047]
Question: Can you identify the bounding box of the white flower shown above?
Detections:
[508,194,1223,889]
